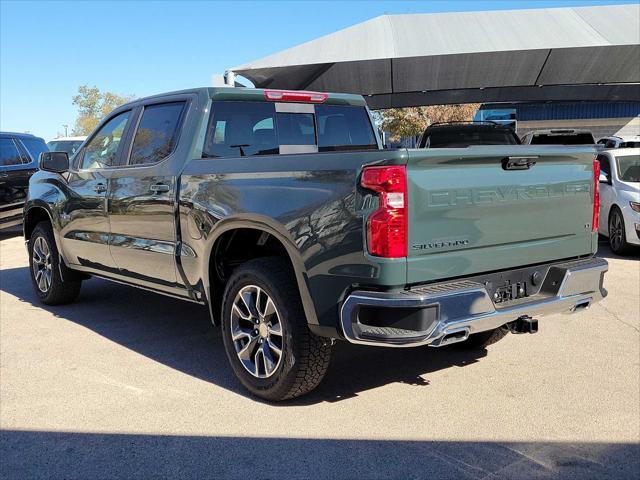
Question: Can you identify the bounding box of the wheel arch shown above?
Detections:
[23,203,83,283]
[24,203,51,234]
[608,203,623,229]
[202,215,318,328]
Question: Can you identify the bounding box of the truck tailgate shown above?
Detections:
[406,146,596,284]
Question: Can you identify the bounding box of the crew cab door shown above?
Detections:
[59,110,134,269]
[107,99,189,286]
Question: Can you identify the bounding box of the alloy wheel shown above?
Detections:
[32,236,53,293]
[230,285,284,378]
[609,211,624,252]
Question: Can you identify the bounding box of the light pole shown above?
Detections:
[62,124,68,137]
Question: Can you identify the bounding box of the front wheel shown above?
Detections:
[28,222,81,305]
[221,257,332,401]
[608,207,632,255]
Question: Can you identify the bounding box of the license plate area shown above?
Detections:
[493,281,528,304]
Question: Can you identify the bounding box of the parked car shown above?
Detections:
[596,148,640,254]
[47,136,86,157]
[596,135,640,149]
[520,129,596,145]
[24,87,608,400]
[419,121,520,148]
[1,132,47,231]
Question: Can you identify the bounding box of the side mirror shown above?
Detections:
[599,173,611,185]
[40,151,69,173]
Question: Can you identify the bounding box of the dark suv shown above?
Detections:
[0,132,48,230]
[419,121,521,148]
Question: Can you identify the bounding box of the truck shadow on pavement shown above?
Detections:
[1,430,638,480]
[1,265,487,404]
[596,240,640,260]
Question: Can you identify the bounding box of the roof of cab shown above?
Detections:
[208,87,368,106]
[118,87,368,109]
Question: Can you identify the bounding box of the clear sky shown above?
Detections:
[1,0,635,140]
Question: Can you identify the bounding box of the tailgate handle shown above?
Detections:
[502,156,538,170]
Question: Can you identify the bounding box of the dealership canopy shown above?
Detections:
[230,4,640,108]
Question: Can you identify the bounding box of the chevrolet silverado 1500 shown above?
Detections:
[25,87,608,400]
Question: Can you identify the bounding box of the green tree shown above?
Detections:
[72,85,134,135]
[376,104,480,142]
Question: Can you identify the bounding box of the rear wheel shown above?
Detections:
[28,222,81,305]
[221,257,332,401]
[455,326,509,349]
[608,207,632,255]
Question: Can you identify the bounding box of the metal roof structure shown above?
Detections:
[231,5,640,108]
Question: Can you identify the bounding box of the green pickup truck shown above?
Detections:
[25,87,608,400]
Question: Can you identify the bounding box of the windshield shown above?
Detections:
[19,137,49,161]
[48,140,84,156]
[529,133,595,145]
[616,155,640,182]
[422,128,520,148]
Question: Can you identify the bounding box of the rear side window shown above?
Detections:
[0,139,24,166]
[19,137,48,162]
[129,102,186,165]
[316,105,377,152]
[203,101,377,158]
[204,102,278,158]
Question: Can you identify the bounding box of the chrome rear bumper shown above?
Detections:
[340,257,608,348]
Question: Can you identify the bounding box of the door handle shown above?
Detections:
[149,183,170,194]
[94,183,107,193]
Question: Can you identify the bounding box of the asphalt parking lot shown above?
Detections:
[0,228,638,479]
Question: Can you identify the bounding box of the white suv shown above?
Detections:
[47,136,86,158]
[596,148,640,255]
[596,135,640,149]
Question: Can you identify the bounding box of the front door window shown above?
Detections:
[81,111,131,169]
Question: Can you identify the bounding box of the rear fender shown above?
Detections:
[201,214,319,327]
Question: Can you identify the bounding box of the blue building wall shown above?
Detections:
[515,102,640,121]
[475,101,640,138]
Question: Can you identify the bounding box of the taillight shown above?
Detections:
[592,158,600,232]
[264,89,328,103]
[361,165,408,258]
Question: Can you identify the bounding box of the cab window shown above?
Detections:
[129,102,186,165]
[81,111,131,169]
[316,104,377,151]
[203,102,278,158]
[203,101,377,158]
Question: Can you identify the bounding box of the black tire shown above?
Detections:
[608,207,633,255]
[455,326,509,349]
[28,221,81,305]
[221,257,332,401]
